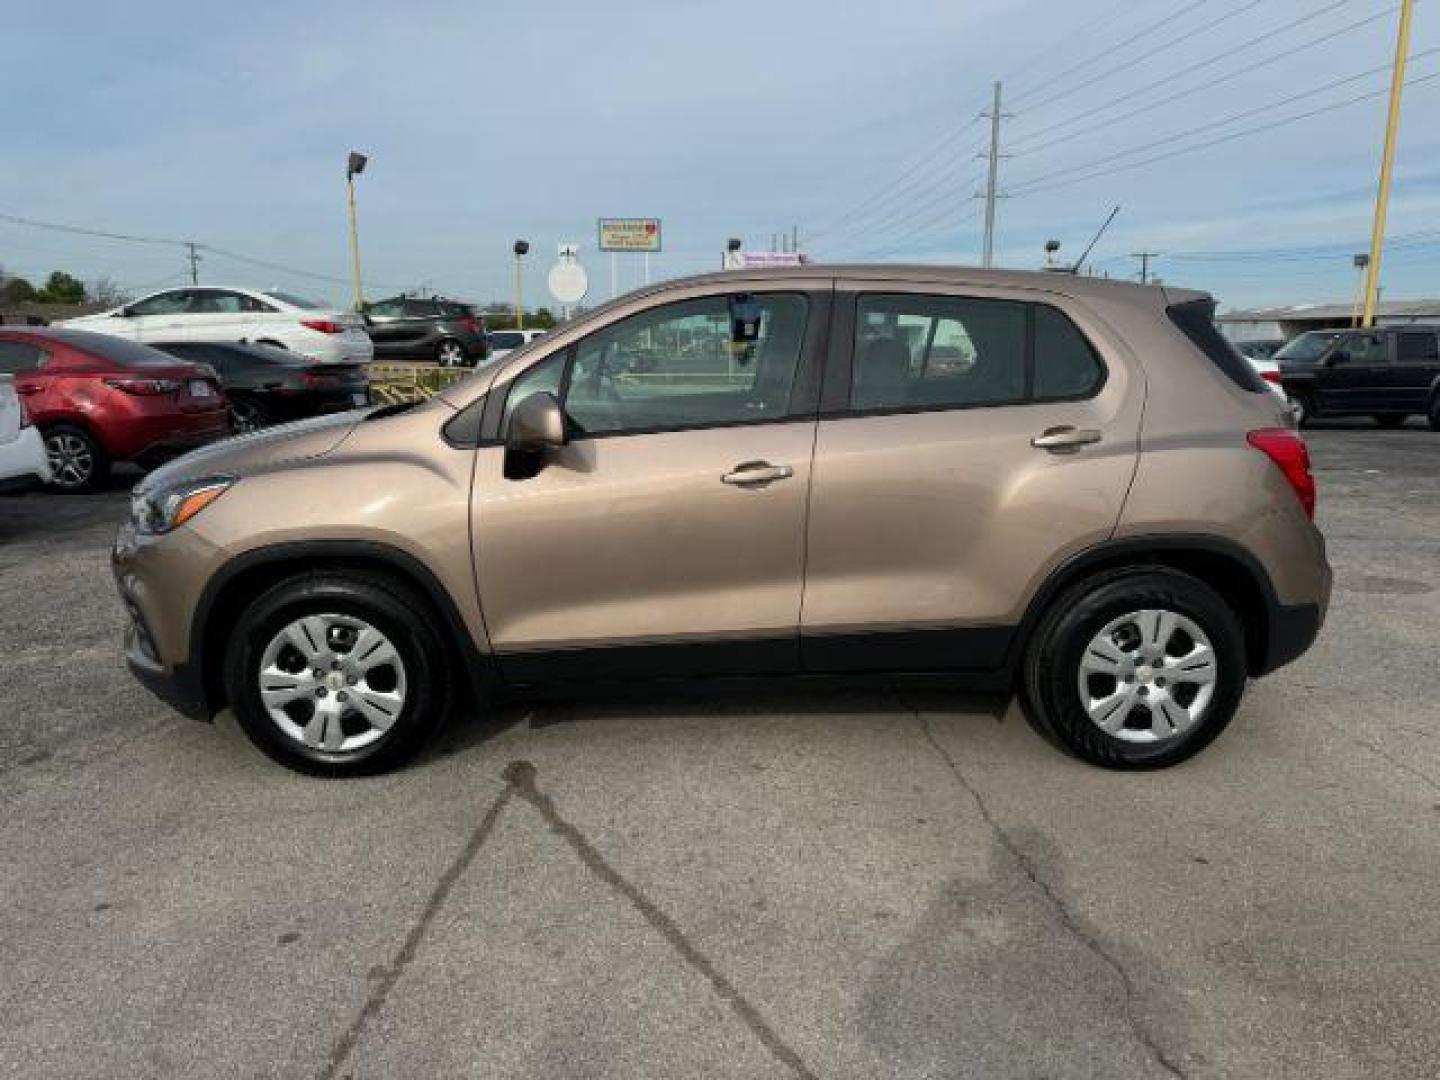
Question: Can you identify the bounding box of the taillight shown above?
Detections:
[1247,428,1315,519]
[104,377,181,395]
[1261,370,1282,385]
[301,319,346,334]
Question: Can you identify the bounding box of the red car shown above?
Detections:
[0,328,231,491]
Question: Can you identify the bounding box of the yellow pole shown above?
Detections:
[514,253,525,331]
[346,175,364,311]
[1361,0,1414,328]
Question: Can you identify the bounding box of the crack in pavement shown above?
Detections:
[502,760,820,1080]
[913,709,1186,1080]
[321,760,817,1080]
[319,784,514,1080]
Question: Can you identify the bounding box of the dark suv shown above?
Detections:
[1277,326,1440,429]
[365,297,488,367]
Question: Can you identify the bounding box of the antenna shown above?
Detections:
[1071,206,1120,273]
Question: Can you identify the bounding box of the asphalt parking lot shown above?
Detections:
[2,423,1437,1079]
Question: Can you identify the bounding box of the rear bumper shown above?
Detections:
[0,425,52,487]
[1258,558,1331,676]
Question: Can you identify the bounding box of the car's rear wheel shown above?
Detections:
[224,572,450,776]
[1021,567,1247,769]
[1373,414,1408,429]
[230,396,270,434]
[1429,397,1440,432]
[43,425,109,492]
[435,339,467,367]
[1289,391,1315,427]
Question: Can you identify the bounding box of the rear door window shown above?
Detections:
[1397,332,1439,364]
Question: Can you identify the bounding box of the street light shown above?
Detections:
[512,240,529,331]
[1351,253,1371,327]
[724,237,742,270]
[345,152,369,312]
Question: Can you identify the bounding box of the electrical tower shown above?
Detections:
[979,81,1010,268]
[1131,251,1159,284]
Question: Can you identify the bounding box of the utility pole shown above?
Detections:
[1361,0,1414,328]
[791,224,799,255]
[1131,251,1159,284]
[981,81,1007,268]
[185,242,201,286]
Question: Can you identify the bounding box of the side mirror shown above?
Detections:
[506,391,567,454]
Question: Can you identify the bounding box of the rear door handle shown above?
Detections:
[1031,426,1101,453]
[722,461,794,485]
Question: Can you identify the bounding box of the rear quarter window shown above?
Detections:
[1166,299,1268,392]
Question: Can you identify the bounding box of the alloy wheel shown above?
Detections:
[45,432,95,489]
[1077,608,1218,744]
[437,340,466,367]
[231,400,264,434]
[257,613,408,754]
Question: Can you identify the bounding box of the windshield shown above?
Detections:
[263,291,325,310]
[1275,332,1342,363]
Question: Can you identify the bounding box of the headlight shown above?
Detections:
[132,476,235,535]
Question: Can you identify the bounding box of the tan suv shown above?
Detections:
[113,267,1330,776]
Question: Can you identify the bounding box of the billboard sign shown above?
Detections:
[598,217,662,252]
[729,251,807,269]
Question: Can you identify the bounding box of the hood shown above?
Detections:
[137,408,365,495]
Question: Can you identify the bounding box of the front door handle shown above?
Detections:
[722,461,794,485]
[1031,426,1102,453]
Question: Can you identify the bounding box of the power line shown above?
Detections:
[855,206,983,262]
[804,116,984,244]
[1008,61,1440,197]
[1008,0,1379,156]
[1016,0,1269,118]
[824,163,987,258]
[0,208,403,291]
[1007,0,1210,107]
[812,149,985,252]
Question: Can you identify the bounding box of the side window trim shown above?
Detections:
[824,289,1106,418]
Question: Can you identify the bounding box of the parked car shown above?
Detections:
[149,341,369,433]
[0,328,229,491]
[1235,340,1284,363]
[1276,326,1440,429]
[1243,353,1290,407]
[0,374,52,492]
[114,267,1329,777]
[365,296,487,367]
[57,287,374,366]
[486,328,547,362]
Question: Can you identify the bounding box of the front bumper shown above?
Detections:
[113,521,218,723]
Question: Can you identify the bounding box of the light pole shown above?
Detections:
[512,240,529,331]
[1350,254,1371,327]
[1361,0,1415,327]
[345,152,368,312]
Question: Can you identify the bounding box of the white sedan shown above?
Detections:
[0,374,51,492]
[486,328,548,363]
[58,287,373,365]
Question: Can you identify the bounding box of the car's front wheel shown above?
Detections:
[229,396,270,434]
[1021,568,1247,769]
[43,424,110,492]
[224,572,451,775]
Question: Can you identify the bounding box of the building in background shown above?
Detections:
[1219,299,1440,343]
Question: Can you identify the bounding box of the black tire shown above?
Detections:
[42,424,110,492]
[1020,567,1247,769]
[1373,414,1407,429]
[223,571,451,776]
[229,396,270,434]
[1426,397,1440,431]
[1289,391,1315,428]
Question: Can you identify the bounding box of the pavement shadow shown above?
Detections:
[433,682,1012,761]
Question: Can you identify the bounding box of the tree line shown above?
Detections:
[0,267,130,307]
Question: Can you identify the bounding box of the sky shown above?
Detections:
[2,0,1438,311]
